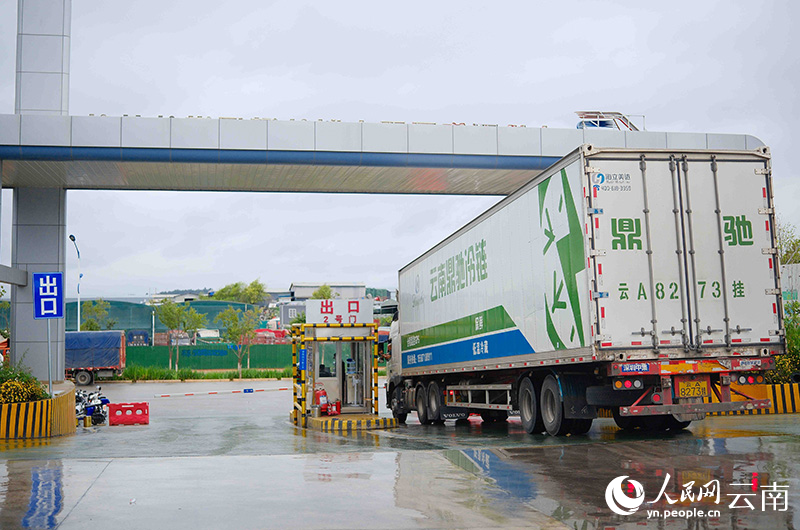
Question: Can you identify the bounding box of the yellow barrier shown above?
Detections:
[705,383,800,416]
[0,386,76,440]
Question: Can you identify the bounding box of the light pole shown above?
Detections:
[68,235,82,331]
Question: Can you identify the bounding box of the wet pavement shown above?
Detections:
[1,380,799,529]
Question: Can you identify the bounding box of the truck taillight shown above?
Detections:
[735,374,764,385]
[613,377,643,390]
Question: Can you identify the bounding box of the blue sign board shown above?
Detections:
[298,348,307,371]
[33,272,64,320]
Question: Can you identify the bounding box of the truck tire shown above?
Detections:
[665,415,691,430]
[570,418,593,435]
[540,375,572,436]
[415,385,429,424]
[519,377,544,434]
[391,386,407,424]
[427,381,444,424]
[75,370,93,386]
[640,416,669,432]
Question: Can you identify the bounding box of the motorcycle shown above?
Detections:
[75,386,110,426]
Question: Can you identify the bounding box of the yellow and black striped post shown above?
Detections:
[372,328,379,415]
[291,329,298,425]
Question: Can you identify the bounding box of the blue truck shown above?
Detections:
[65,331,127,385]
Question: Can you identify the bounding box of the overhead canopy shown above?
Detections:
[0,114,763,195]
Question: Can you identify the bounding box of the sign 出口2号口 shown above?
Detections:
[305,299,372,324]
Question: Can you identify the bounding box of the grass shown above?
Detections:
[119,366,293,382]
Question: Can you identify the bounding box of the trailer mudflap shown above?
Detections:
[621,399,771,416]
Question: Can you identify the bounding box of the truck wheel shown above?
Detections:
[570,418,593,435]
[75,371,93,386]
[612,408,636,430]
[415,385,429,424]
[636,416,668,432]
[391,386,407,424]
[540,375,572,436]
[519,377,544,434]
[427,381,443,423]
[665,415,691,430]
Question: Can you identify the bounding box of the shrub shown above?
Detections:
[0,379,48,404]
[767,301,800,384]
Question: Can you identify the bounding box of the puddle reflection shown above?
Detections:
[437,436,798,529]
[0,460,63,530]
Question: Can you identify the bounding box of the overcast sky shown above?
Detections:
[0,1,798,298]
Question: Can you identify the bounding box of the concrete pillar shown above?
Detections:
[10,188,67,381]
[15,0,72,115]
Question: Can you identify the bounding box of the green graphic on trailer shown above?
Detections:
[538,168,585,349]
[402,306,517,351]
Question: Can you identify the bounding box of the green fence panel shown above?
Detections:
[65,299,256,333]
[127,344,293,370]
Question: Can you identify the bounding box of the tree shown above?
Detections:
[82,299,117,330]
[290,311,306,325]
[242,279,268,305]
[155,300,183,370]
[213,279,270,306]
[213,282,245,303]
[215,306,259,378]
[311,284,336,299]
[178,307,207,371]
[778,218,800,265]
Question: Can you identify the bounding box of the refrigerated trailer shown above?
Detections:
[386,144,784,436]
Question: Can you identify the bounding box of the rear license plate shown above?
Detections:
[677,380,708,398]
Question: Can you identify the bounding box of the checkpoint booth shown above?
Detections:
[291,299,379,428]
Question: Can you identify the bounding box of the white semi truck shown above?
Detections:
[387,144,784,436]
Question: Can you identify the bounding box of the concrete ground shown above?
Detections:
[1,380,799,529]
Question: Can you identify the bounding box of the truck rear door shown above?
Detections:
[588,148,781,353]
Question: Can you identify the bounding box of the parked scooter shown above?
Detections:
[75,386,110,425]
